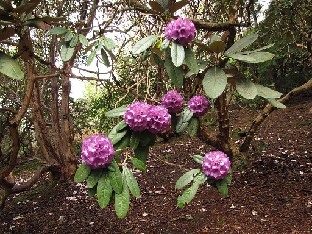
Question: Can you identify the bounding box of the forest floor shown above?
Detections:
[1,93,311,234]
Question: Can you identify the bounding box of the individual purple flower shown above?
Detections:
[202,151,231,180]
[148,105,171,134]
[124,102,151,131]
[188,95,210,117]
[81,134,115,169]
[165,18,196,46]
[161,90,184,114]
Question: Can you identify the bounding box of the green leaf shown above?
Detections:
[48,27,68,35]
[255,84,283,98]
[188,117,199,137]
[97,173,113,209]
[177,173,206,208]
[0,52,24,80]
[115,179,130,219]
[105,106,127,118]
[171,42,185,67]
[243,44,274,53]
[78,34,88,46]
[60,44,75,61]
[216,179,228,197]
[64,31,73,42]
[175,169,200,190]
[130,132,140,149]
[184,47,199,74]
[108,121,128,145]
[123,166,140,198]
[86,169,103,188]
[160,38,170,51]
[203,66,227,99]
[132,145,149,171]
[156,0,169,9]
[223,173,232,185]
[227,52,274,63]
[101,49,110,67]
[132,35,159,54]
[86,50,96,66]
[70,35,79,47]
[236,78,257,99]
[267,98,286,109]
[108,161,123,194]
[165,49,184,88]
[103,37,116,51]
[176,108,193,133]
[192,155,204,164]
[74,163,91,183]
[225,33,258,55]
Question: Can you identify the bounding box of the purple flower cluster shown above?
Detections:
[202,151,231,180]
[81,134,115,169]
[165,18,196,46]
[124,102,171,134]
[161,90,184,114]
[188,95,210,117]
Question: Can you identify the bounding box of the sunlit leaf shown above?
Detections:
[227,52,274,63]
[236,78,257,99]
[70,35,79,47]
[267,98,286,109]
[86,50,96,66]
[78,34,88,46]
[203,66,227,98]
[60,44,75,61]
[160,38,170,51]
[192,155,204,164]
[171,42,185,67]
[255,84,283,98]
[103,37,116,51]
[225,33,258,55]
[105,106,127,118]
[132,35,159,54]
[48,27,68,35]
[64,30,73,41]
[0,52,24,80]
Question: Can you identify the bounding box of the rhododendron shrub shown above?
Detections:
[75,5,282,218]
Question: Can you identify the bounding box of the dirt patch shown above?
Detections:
[1,94,311,234]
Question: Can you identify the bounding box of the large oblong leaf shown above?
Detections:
[175,168,200,190]
[115,180,130,219]
[108,160,123,194]
[255,84,283,98]
[188,117,199,137]
[132,35,159,54]
[227,52,274,63]
[184,47,199,74]
[123,166,140,198]
[236,78,257,99]
[225,33,258,55]
[176,108,193,133]
[97,173,113,209]
[105,106,127,118]
[267,98,286,109]
[203,66,227,98]
[86,169,103,188]
[0,52,24,80]
[171,42,185,67]
[60,44,75,61]
[74,163,91,183]
[165,49,184,88]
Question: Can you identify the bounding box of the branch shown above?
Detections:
[11,165,60,194]
[240,79,312,152]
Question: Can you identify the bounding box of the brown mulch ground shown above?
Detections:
[0,94,311,234]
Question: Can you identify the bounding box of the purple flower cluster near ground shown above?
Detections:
[81,134,115,169]
[202,151,231,180]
